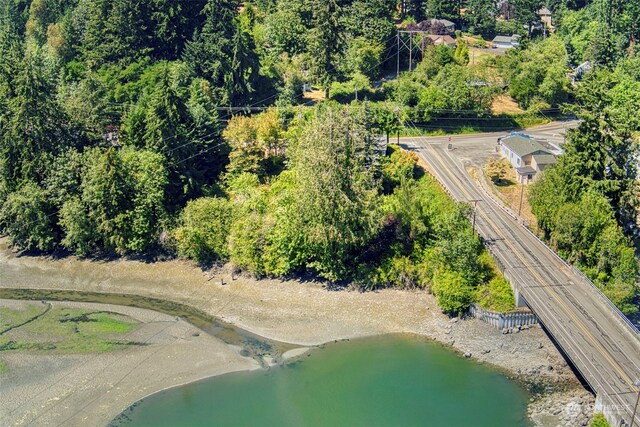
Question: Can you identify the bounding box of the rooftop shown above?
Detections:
[430,18,455,27]
[516,166,536,175]
[532,154,557,165]
[492,35,520,44]
[427,34,456,45]
[502,135,553,158]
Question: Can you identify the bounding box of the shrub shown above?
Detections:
[0,182,58,252]
[174,197,232,265]
[589,413,610,427]
[475,276,515,312]
[431,269,474,315]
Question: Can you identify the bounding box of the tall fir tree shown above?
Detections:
[183,0,258,105]
[307,0,344,96]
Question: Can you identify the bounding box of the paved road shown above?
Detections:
[402,122,640,426]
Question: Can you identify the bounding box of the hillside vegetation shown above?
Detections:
[0,0,638,314]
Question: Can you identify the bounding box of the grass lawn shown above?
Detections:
[0,305,140,354]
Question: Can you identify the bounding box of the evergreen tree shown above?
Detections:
[149,0,207,60]
[82,0,152,67]
[465,0,498,37]
[307,0,344,96]
[183,0,258,105]
[0,49,70,194]
[423,0,459,21]
[267,107,381,280]
[512,0,542,35]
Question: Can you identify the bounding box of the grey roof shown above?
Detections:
[574,61,592,76]
[502,136,552,157]
[532,154,557,165]
[430,18,455,27]
[516,166,536,175]
[493,35,519,44]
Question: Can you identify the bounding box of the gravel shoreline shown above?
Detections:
[0,238,594,426]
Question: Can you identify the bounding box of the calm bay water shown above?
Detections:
[113,335,531,427]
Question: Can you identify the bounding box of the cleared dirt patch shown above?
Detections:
[491,94,525,115]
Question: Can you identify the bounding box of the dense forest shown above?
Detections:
[0,0,638,314]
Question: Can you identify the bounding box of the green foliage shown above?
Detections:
[269,107,381,280]
[500,36,570,109]
[363,151,504,314]
[512,0,543,35]
[263,3,308,57]
[183,0,259,105]
[341,0,396,46]
[465,0,498,37]
[531,170,639,314]
[432,269,475,315]
[79,0,206,68]
[174,197,232,264]
[381,145,421,192]
[0,182,58,251]
[453,41,470,65]
[121,64,224,207]
[589,413,610,427]
[423,0,459,21]
[223,108,285,179]
[416,64,497,121]
[494,19,520,36]
[557,0,639,65]
[385,44,498,121]
[307,0,344,93]
[58,147,168,256]
[0,48,72,194]
[475,276,515,312]
[343,37,384,80]
[227,173,270,274]
[328,73,377,102]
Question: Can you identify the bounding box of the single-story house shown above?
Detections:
[430,18,456,33]
[498,135,557,183]
[492,35,520,49]
[426,34,457,47]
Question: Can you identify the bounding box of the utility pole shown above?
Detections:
[397,32,400,78]
[409,32,412,71]
[470,199,481,234]
[518,182,525,216]
[631,378,640,427]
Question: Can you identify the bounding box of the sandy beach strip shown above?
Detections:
[0,299,259,427]
[0,238,592,426]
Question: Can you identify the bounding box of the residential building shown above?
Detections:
[492,35,520,49]
[426,34,457,47]
[498,135,557,183]
[429,18,456,33]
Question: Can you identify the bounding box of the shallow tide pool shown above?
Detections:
[112,334,531,427]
